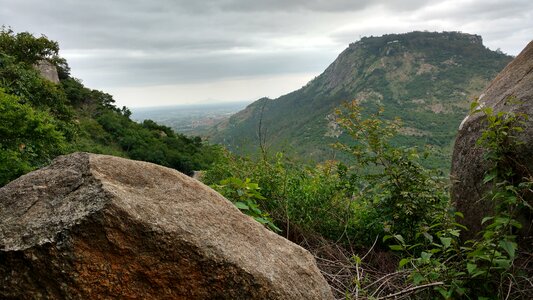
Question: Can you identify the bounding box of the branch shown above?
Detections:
[377,281,444,299]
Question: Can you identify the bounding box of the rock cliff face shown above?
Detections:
[33,60,60,83]
[0,152,333,299]
[451,41,533,239]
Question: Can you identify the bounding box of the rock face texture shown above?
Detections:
[0,153,333,299]
[451,41,533,239]
[33,60,60,83]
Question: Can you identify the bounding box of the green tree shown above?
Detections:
[334,100,448,242]
[0,26,60,65]
[0,89,66,186]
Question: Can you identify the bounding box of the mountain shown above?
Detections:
[208,31,513,167]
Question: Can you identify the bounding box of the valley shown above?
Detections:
[131,101,249,137]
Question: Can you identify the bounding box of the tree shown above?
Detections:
[0,26,60,65]
[0,89,66,186]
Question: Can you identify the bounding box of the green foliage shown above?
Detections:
[386,98,531,299]
[204,102,449,246]
[0,26,60,65]
[334,100,449,242]
[0,53,73,122]
[212,177,280,232]
[0,28,221,186]
[89,110,217,175]
[204,150,359,241]
[0,89,66,185]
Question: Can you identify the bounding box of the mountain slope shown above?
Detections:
[209,31,512,167]
[0,28,219,185]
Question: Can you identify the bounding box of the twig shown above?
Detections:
[361,235,379,261]
[505,276,512,300]
[377,281,444,299]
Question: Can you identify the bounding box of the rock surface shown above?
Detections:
[33,60,60,83]
[451,41,533,239]
[0,152,333,299]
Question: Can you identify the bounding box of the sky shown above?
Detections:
[1,0,531,108]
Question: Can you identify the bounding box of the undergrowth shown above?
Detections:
[202,98,532,299]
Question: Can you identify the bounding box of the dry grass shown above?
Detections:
[288,226,533,299]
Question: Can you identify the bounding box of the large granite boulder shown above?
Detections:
[451,41,533,239]
[0,152,333,299]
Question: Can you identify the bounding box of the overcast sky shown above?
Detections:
[1,0,531,107]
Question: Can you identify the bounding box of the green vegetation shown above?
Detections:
[0,89,65,185]
[212,177,280,232]
[0,27,220,186]
[1,27,530,298]
[383,99,531,298]
[203,100,531,298]
[204,102,450,245]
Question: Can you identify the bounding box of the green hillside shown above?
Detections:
[0,28,220,186]
[209,31,512,168]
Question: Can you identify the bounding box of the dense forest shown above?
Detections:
[1,28,531,299]
[0,27,220,186]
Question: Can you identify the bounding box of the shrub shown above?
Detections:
[0,89,66,185]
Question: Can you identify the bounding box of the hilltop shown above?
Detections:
[209,31,512,168]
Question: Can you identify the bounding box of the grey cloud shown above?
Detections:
[0,0,531,92]
[69,49,336,87]
[218,0,432,12]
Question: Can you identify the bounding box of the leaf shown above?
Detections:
[353,255,362,264]
[483,172,497,183]
[509,219,523,229]
[382,235,393,242]
[439,237,452,249]
[467,263,477,274]
[429,248,442,254]
[394,234,405,245]
[452,222,468,230]
[389,245,403,251]
[470,100,480,112]
[499,240,517,259]
[254,217,269,224]
[234,202,249,210]
[471,270,486,278]
[268,223,282,232]
[448,229,461,237]
[422,232,433,242]
[251,206,262,215]
[494,258,511,269]
[413,273,425,285]
[435,287,453,299]
[399,258,411,268]
[481,216,493,225]
[420,251,432,260]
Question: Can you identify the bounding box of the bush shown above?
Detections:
[0,89,66,185]
[385,98,532,299]
[204,101,449,246]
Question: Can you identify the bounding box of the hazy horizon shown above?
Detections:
[130,100,252,110]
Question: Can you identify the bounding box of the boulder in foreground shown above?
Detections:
[451,41,533,240]
[0,152,333,299]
